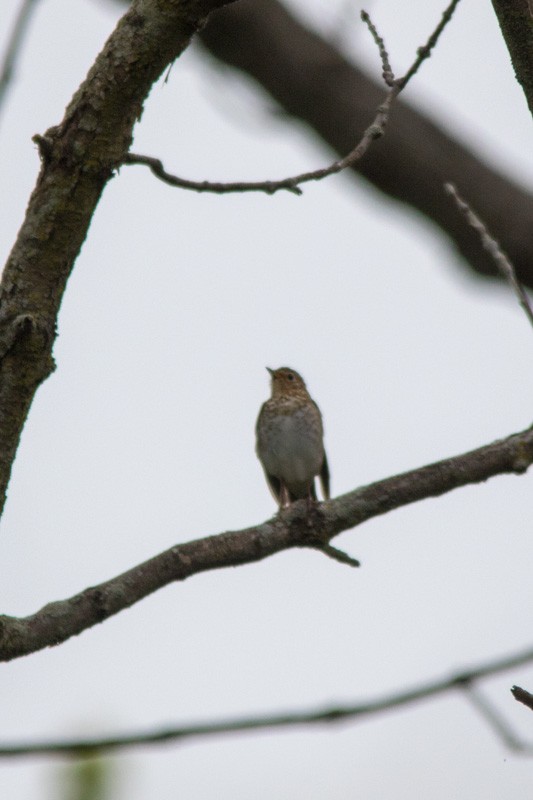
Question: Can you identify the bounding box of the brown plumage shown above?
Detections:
[256,367,330,508]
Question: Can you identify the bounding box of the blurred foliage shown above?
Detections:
[55,756,115,800]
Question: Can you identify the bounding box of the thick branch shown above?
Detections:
[0,0,236,519]
[491,0,533,117]
[1,425,532,662]
[196,0,533,287]
[1,643,532,758]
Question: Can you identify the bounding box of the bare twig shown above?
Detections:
[121,153,304,195]
[512,685,533,711]
[0,0,41,122]
[445,183,533,329]
[399,0,462,88]
[0,643,531,759]
[123,0,461,195]
[124,87,390,195]
[316,542,360,568]
[465,685,533,753]
[360,10,395,86]
[0,424,533,662]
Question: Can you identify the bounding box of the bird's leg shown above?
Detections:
[306,482,318,511]
[306,492,316,512]
[279,483,291,509]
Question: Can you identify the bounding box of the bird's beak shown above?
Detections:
[266,367,274,377]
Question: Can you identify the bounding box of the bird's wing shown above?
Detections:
[263,470,282,504]
[319,453,330,500]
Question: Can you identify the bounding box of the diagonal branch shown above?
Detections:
[0,0,238,521]
[446,183,533,329]
[1,643,532,758]
[465,685,533,753]
[1,424,533,662]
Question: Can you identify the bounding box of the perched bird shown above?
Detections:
[256,367,330,508]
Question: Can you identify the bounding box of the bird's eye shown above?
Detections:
[287,373,294,381]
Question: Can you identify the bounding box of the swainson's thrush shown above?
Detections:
[256,367,330,508]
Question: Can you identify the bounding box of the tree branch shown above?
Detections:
[446,183,533,329]
[1,425,533,662]
[491,0,533,117]
[1,643,532,758]
[0,0,237,520]
[465,685,533,753]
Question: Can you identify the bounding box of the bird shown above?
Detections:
[256,367,330,508]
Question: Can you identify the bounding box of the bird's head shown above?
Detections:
[267,367,309,399]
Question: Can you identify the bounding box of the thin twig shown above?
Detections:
[360,10,395,86]
[445,183,533,330]
[123,0,461,195]
[121,153,304,195]
[512,685,533,712]
[0,643,531,759]
[0,0,41,122]
[317,543,360,568]
[465,685,533,753]
[124,91,389,195]
[399,0,462,88]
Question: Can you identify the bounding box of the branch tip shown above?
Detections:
[317,543,360,568]
[512,685,533,711]
[445,183,533,330]
[360,9,395,86]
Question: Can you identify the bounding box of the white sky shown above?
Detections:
[1,0,533,798]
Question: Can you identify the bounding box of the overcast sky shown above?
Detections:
[1,0,533,798]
